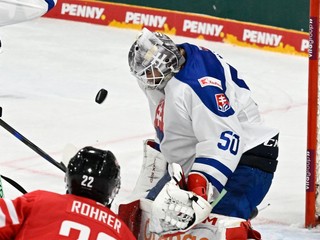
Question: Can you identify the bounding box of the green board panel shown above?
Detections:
[108,0,309,32]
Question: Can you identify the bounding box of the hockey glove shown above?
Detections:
[149,163,212,235]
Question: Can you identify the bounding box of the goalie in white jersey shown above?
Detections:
[128,28,279,239]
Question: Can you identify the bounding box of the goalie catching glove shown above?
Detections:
[149,163,212,235]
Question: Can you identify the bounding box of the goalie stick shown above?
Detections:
[0,107,66,172]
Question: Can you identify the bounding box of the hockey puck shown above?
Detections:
[95,89,108,104]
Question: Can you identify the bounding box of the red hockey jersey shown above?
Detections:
[0,190,135,239]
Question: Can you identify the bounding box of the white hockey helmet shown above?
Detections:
[128,28,185,90]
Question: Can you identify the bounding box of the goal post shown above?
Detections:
[306,0,320,228]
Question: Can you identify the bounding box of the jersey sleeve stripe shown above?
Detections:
[192,158,234,192]
[0,207,5,227]
[191,162,228,185]
[3,199,19,224]
[194,157,233,178]
[229,64,250,90]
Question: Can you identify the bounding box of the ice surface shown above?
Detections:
[0,17,319,239]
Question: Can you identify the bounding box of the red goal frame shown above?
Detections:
[306,0,320,228]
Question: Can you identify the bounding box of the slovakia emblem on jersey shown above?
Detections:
[215,93,230,112]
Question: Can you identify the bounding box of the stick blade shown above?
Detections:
[62,143,78,166]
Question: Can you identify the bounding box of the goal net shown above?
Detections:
[306,0,320,228]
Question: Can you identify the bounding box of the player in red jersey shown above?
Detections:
[0,146,136,239]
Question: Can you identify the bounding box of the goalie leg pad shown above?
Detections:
[146,162,189,201]
[201,214,261,240]
[132,139,167,194]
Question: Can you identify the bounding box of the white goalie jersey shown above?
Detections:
[139,43,279,195]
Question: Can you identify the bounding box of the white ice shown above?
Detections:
[0,17,319,239]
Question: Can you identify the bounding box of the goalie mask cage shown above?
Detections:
[306,0,320,228]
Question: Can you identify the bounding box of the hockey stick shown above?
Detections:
[0,175,3,198]
[0,174,28,195]
[0,107,66,172]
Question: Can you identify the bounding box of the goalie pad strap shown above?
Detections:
[146,139,160,151]
[226,221,261,240]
